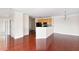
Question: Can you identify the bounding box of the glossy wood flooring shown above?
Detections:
[7,31,36,51]
[49,33,79,51]
[3,32,79,51]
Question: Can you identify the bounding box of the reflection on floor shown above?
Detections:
[0,35,7,51]
[7,31,53,51]
[7,31,36,51]
[1,32,79,51]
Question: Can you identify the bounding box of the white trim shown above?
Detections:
[54,32,79,36]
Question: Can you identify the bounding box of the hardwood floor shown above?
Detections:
[1,32,79,51]
[48,33,79,51]
[7,32,36,51]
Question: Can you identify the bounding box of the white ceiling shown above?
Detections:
[0,8,79,18]
[14,8,65,17]
[14,8,79,18]
[0,8,12,18]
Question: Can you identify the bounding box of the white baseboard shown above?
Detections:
[54,32,79,36]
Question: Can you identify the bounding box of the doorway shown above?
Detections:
[29,16,36,36]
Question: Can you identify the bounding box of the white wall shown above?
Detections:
[23,15,29,35]
[0,19,4,34]
[0,18,10,36]
[0,10,30,39]
[11,11,30,39]
[11,11,23,39]
[54,14,79,36]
